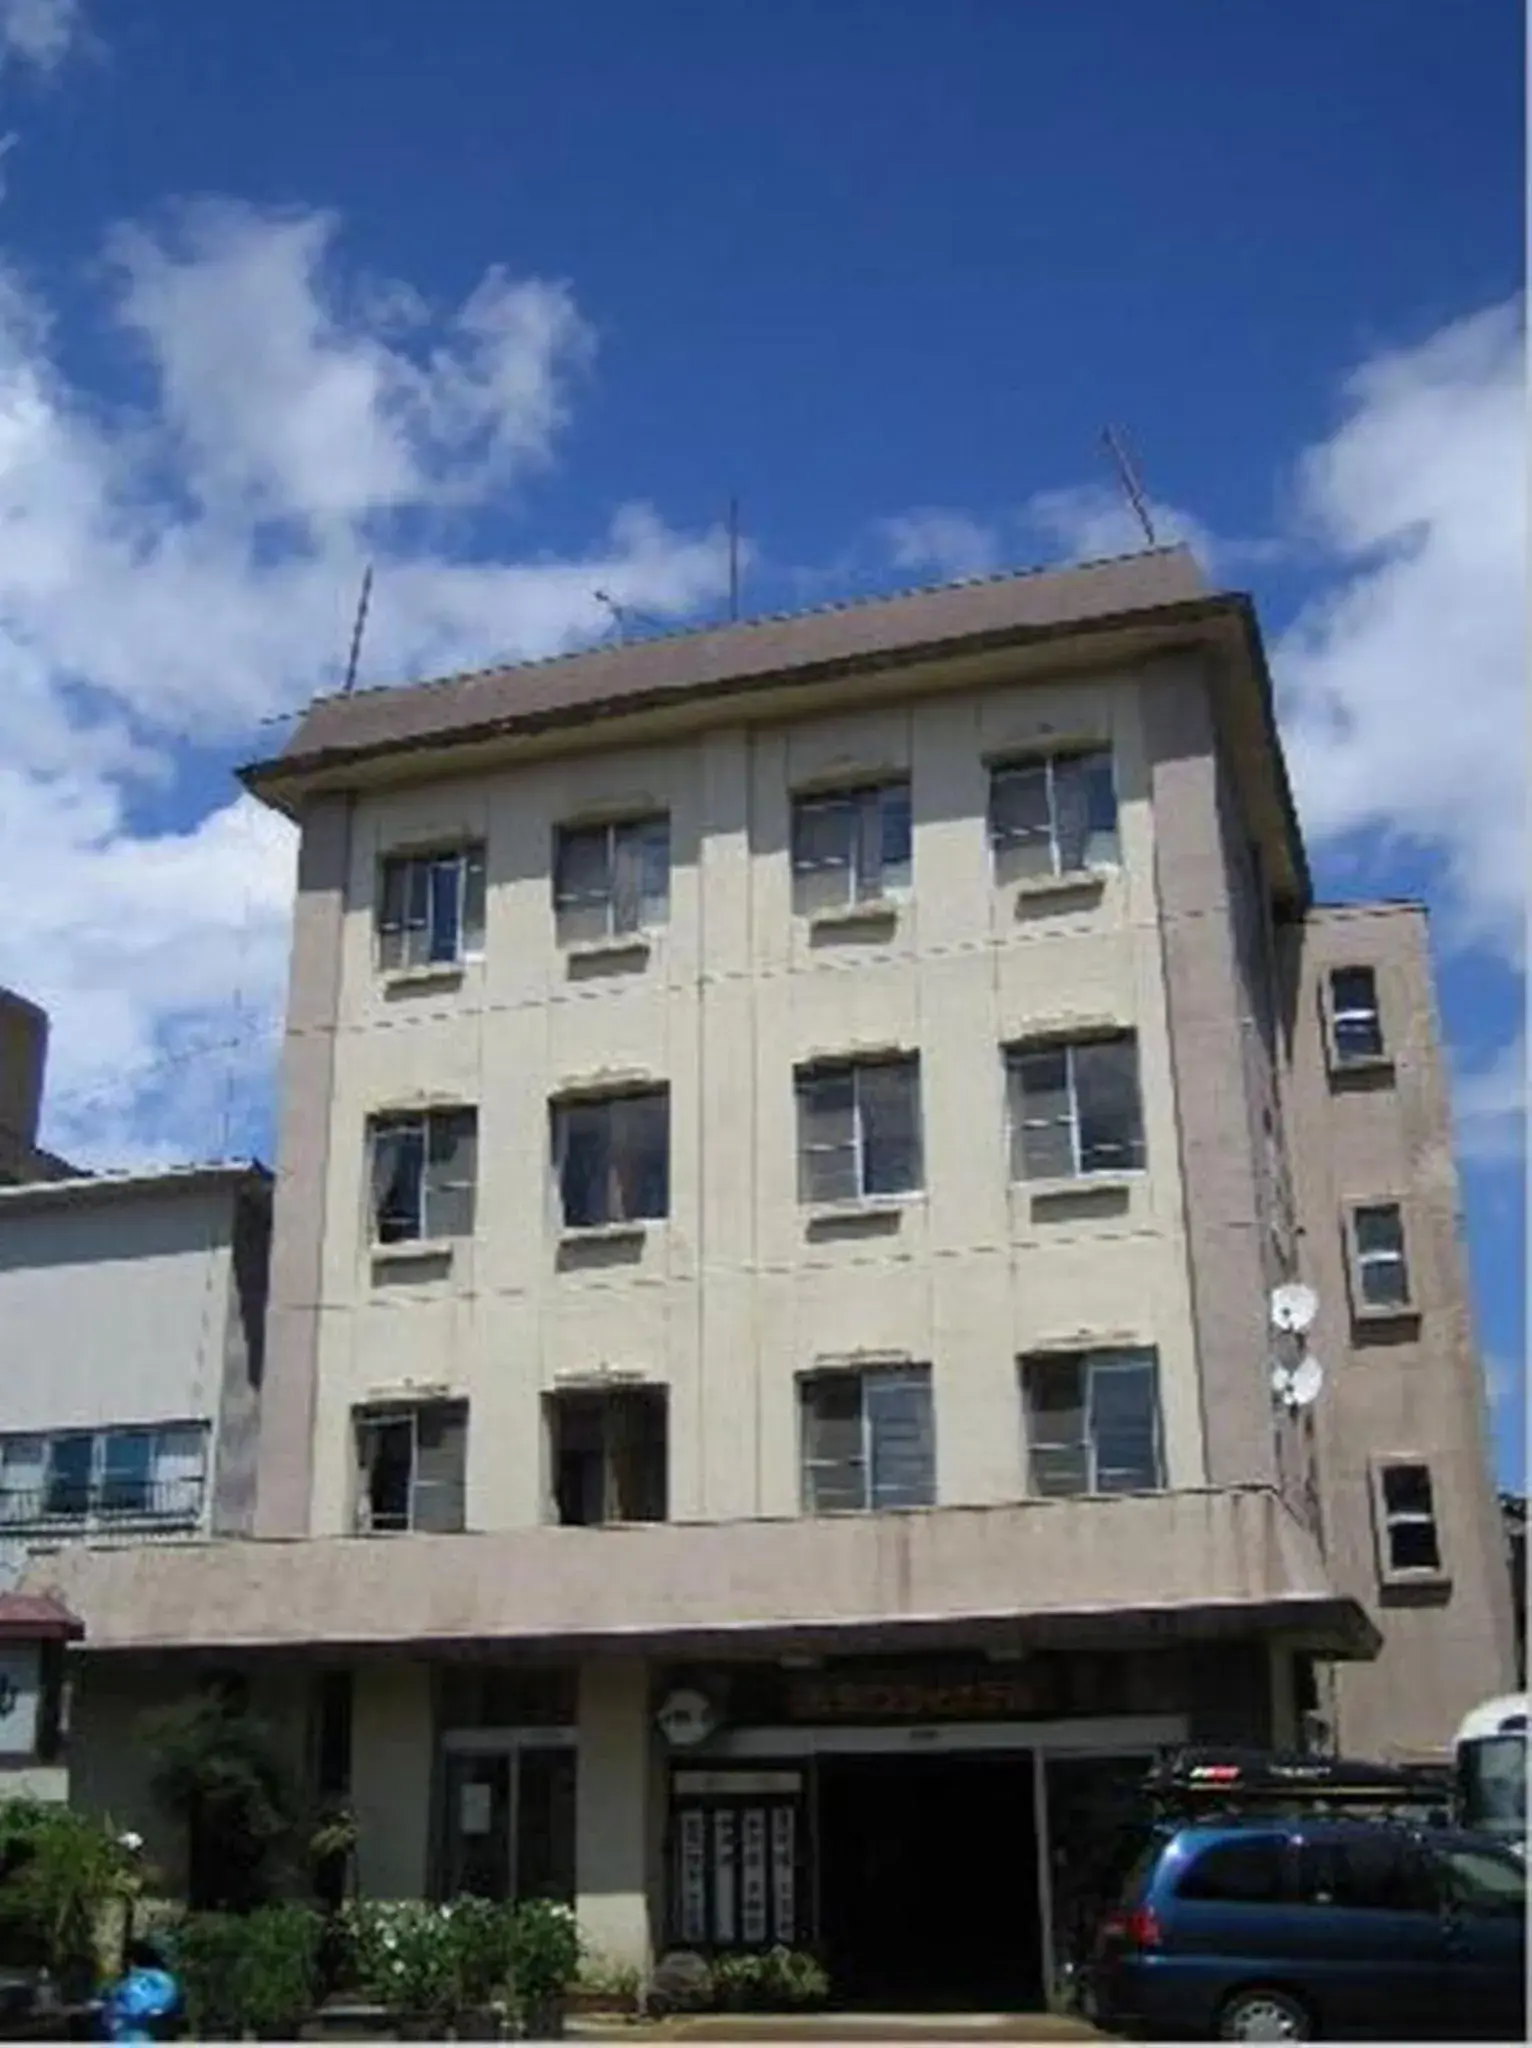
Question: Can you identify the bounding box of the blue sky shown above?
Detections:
[0,0,1523,1485]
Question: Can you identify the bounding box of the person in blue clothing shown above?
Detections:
[99,1937,183,2042]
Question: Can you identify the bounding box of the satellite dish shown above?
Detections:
[1271,1361,1294,1397]
[1271,1282,1318,1335]
[1287,1354,1325,1409]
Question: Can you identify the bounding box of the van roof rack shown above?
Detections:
[1145,1747,1452,1810]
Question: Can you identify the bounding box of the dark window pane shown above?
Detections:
[802,1376,867,1512]
[99,1431,152,1515]
[1295,1838,1438,1913]
[413,1404,467,1532]
[1052,755,1093,873]
[612,1092,669,1221]
[1012,1047,1074,1179]
[557,1101,610,1227]
[1074,1037,1145,1173]
[361,1416,415,1531]
[425,1109,477,1237]
[1389,1519,1442,1574]
[1089,1357,1162,1493]
[554,827,613,942]
[860,1060,921,1195]
[372,1121,425,1242]
[1355,1205,1409,1306]
[791,798,854,914]
[44,1434,93,1515]
[866,1370,935,1510]
[618,816,671,929]
[516,1748,577,1904]
[427,855,462,963]
[1177,1838,1287,1904]
[403,857,432,967]
[1081,750,1120,864]
[1330,966,1383,1061]
[876,783,912,890]
[797,1069,859,1204]
[1382,1464,1434,1518]
[1355,1205,1404,1258]
[990,763,1053,882]
[378,858,409,968]
[1025,1356,1086,1496]
[462,847,487,955]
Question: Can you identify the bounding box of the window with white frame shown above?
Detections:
[553,816,670,945]
[989,748,1118,885]
[1329,965,1385,1065]
[1350,1202,1411,1311]
[377,846,486,972]
[1007,1032,1145,1181]
[795,1056,922,1204]
[1021,1349,1164,1497]
[1373,1461,1443,1578]
[552,1089,670,1229]
[368,1108,478,1245]
[0,1424,208,1526]
[353,1401,467,1534]
[790,781,912,916]
[799,1366,935,1514]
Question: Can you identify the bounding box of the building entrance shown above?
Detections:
[817,1753,1042,2010]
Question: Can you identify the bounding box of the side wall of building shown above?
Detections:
[1284,902,1515,1756]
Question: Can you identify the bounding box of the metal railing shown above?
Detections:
[0,1477,206,1536]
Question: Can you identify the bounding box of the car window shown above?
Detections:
[1176,1836,1287,1903]
[1293,1835,1439,1913]
[1439,1844,1526,1918]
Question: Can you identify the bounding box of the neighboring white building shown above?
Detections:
[0,1163,272,1586]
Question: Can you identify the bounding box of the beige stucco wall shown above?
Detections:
[1283,903,1516,1756]
[288,665,1207,1538]
[352,1660,435,1897]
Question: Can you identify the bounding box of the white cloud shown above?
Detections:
[1454,1026,1528,1167]
[1275,301,1526,967]
[0,201,728,1167]
[879,508,1002,582]
[0,0,79,71]
[1019,484,1218,572]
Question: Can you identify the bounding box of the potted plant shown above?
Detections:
[506,1899,581,2038]
[568,1951,641,2018]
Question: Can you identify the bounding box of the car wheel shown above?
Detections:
[1216,1986,1315,2042]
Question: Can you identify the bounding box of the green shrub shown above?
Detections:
[140,1693,296,1912]
[575,1950,641,2006]
[759,1945,829,2008]
[341,1898,512,2023]
[711,1950,767,2010]
[646,1948,713,2015]
[0,1802,142,1994]
[174,1904,322,2040]
[505,1898,581,2029]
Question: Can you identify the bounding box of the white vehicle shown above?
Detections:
[1454,1692,1527,1855]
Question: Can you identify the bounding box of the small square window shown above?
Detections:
[796,1057,922,1203]
[1374,1460,1444,1580]
[552,1089,670,1228]
[553,817,670,945]
[989,749,1118,885]
[377,846,486,972]
[1006,1033,1146,1181]
[1328,966,1385,1066]
[368,1108,478,1244]
[800,1366,935,1514]
[1350,1202,1412,1313]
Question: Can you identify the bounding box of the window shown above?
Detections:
[547,1387,667,1525]
[1293,1836,1438,1913]
[353,1401,466,1533]
[790,781,912,916]
[377,846,485,972]
[1375,1461,1443,1577]
[553,816,670,945]
[553,1089,669,1228]
[0,1425,207,1526]
[368,1108,478,1245]
[800,1366,935,1514]
[1176,1836,1287,1904]
[1022,1350,1164,1497]
[795,1057,922,1204]
[1007,1033,1145,1181]
[1328,965,1385,1064]
[989,749,1118,884]
[1438,1844,1525,1918]
[1351,1203,1411,1311]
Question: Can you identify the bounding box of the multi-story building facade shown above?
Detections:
[30,548,1514,2006]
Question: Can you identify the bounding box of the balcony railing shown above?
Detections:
[0,1477,206,1537]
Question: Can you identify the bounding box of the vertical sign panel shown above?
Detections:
[677,1810,708,1945]
[712,1810,737,1945]
[770,1805,796,1944]
[741,1808,768,1945]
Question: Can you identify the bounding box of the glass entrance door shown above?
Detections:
[440,1744,576,1902]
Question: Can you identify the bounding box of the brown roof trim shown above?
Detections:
[0,1591,84,1642]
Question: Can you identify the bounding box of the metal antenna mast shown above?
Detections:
[1100,427,1159,549]
[342,564,374,693]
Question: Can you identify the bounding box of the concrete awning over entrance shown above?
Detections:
[25,1484,1377,1663]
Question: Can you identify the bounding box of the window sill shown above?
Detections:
[806,900,901,937]
[1328,1052,1395,1082]
[558,1219,651,1248]
[803,1192,919,1231]
[1352,1299,1422,1328]
[370,1238,456,1267]
[1020,1172,1139,1201]
[1378,1567,1452,1598]
[562,933,654,967]
[1008,867,1110,907]
[380,962,467,994]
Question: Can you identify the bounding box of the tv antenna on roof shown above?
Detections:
[1100,426,1158,549]
[342,564,374,693]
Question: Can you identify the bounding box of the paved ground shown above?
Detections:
[569,2016,1103,2042]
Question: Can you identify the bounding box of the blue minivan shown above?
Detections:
[1087,1814,1526,2041]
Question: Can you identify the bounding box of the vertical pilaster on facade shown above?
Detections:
[352,1661,434,1899]
[576,1657,653,1968]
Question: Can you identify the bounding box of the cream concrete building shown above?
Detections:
[29,548,1514,2007]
